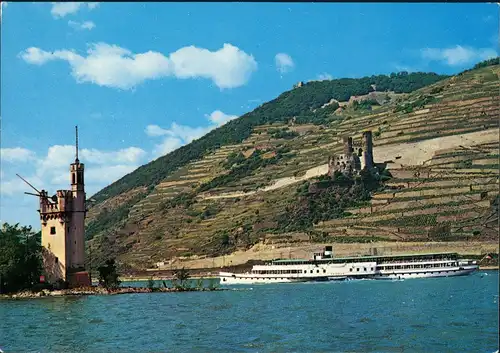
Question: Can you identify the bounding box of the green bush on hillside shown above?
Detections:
[394,94,436,114]
[276,169,386,232]
[473,57,499,70]
[86,192,146,240]
[222,152,246,169]
[352,99,379,111]
[159,192,196,211]
[198,148,292,192]
[268,127,300,139]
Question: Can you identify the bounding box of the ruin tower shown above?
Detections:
[40,126,90,288]
[342,136,354,156]
[362,130,374,170]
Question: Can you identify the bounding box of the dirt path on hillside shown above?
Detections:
[374,128,499,168]
[158,241,499,270]
[199,128,499,201]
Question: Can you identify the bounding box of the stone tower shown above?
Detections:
[40,126,90,288]
[342,136,353,156]
[362,130,374,170]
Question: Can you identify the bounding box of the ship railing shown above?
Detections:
[377,258,456,266]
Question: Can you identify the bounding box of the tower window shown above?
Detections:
[50,227,56,235]
[72,174,76,184]
[55,257,58,264]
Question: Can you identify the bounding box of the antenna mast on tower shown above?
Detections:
[75,125,79,162]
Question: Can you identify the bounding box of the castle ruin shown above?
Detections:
[328,130,374,177]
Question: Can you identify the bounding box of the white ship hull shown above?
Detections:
[219,276,312,285]
[220,260,376,285]
[373,265,478,280]
[219,271,329,285]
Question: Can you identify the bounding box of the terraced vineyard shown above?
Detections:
[86,62,499,270]
[315,141,499,240]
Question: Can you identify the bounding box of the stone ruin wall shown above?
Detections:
[328,131,374,177]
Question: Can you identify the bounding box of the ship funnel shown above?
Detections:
[324,245,333,257]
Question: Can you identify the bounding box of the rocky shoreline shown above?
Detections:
[0,286,224,300]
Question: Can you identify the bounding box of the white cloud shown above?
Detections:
[275,53,295,74]
[19,42,258,90]
[146,110,238,158]
[151,137,184,158]
[0,143,146,198]
[147,123,211,158]
[0,138,144,227]
[1,148,36,163]
[421,45,498,66]
[68,20,95,31]
[145,123,211,143]
[0,175,45,196]
[316,73,333,81]
[206,110,237,126]
[50,2,99,18]
[19,47,61,65]
[80,165,138,184]
[36,145,77,176]
[36,145,146,175]
[170,44,258,88]
[393,63,419,73]
[145,125,170,137]
[48,164,140,193]
[82,147,146,165]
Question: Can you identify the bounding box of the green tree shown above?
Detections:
[172,267,190,289]
[472,57,499,70]
[97,258,121,290]
[0,223,42,294]
[147,277,155,290]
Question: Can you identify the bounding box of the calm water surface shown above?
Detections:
[1,271,498,353]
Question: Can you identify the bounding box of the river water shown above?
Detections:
[1,271,498,353]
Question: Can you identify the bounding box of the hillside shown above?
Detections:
[85,60,499,271]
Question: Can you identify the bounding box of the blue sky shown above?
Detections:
[0,2,498,229]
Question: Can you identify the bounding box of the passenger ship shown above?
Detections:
[219,246,479,285]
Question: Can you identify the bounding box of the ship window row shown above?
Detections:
[249,278,288,281]
[253,269,327,275]
[377,262,456,270]
[349,267,373,272]
[253,270,302,274]
[375,255,458,263]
